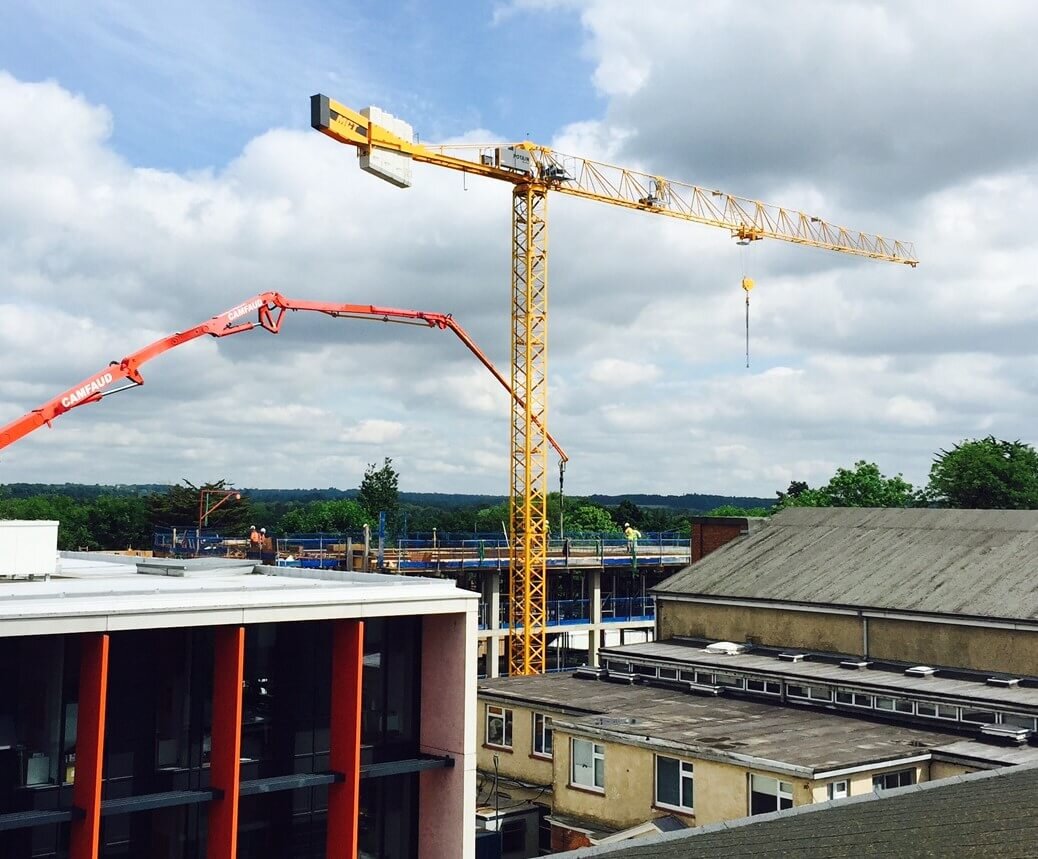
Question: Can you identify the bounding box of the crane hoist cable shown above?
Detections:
[742,275,755,369]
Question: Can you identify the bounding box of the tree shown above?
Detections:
[278,499,369,533]
[357,458,400,519]
[707,504,771,518]
[927,437,1038,509]
[87,495,150,549]
[147,480,253,533]
[612,499,643,528]
[566,504,619,534]
[775,461,918,510]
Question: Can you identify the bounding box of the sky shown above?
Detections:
[1,0,1037,498]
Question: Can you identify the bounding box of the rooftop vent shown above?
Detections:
[573,666,603,681]
[986,676,1021,688]
[980,723,1032,745]
[686,682,722,697]
[905,666,937,677]
[778,652,805,663]
[840,660,871,670]
[704,641,746,656]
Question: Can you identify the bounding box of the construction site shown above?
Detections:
[4,6,1038,858]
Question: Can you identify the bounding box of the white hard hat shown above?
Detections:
[624,522,630,527]
[260,528,266,533]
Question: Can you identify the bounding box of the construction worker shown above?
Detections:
[248,525,262,560]
[623,522,642,552]
[260,527,275,564]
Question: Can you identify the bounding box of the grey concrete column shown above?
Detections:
[485,570,502,678]
[589,568,602,667]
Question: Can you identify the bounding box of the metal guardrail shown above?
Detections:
[479,596,655,630]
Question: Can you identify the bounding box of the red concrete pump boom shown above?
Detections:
[0,292,568,461]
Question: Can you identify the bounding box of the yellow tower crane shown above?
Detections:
[310,94,918,676]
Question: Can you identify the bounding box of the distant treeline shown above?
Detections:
[0,481,770,551]
[1,483,774,511]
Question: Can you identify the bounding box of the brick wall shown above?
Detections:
[550,823,593,852]
[690,517,750,562]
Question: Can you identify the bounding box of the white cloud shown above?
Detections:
[4,3,1038,499]
[341,420,405,445]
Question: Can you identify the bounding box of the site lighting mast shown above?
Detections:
[311,94,918,676]
[197,488,241,556]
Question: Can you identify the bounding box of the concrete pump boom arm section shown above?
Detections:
[0,292,568,461]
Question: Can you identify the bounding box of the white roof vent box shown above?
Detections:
[778,652,806,663]
[0,521,59,580]
[986,676,1021,688]
[704,641,746,656]
[905,666,937,677]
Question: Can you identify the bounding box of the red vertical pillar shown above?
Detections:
[326,620,364,858]
[207,625,245,859]
[70,633,109,859]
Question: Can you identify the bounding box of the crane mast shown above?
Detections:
[311,93,917,675]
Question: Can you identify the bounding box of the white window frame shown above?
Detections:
[485,704,513,749]
[532,712,553,758]
[826,780,849,800]
[571,738,605,792]
[654,755,694,812]
[749,774,793,815]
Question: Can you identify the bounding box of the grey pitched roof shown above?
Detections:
[655,507,1038,621]
[552,763,1038,858]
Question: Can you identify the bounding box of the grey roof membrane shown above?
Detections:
[552,762,1038,858]
[655,507,1038,621]
[478,674,966,775]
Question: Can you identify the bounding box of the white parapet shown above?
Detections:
[0,520,59,578]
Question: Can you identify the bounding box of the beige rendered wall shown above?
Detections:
[867,618,1038,675]
[931,760,982,780]
[551,733,813,830]
[810,762,931,802]
[476,700,555,786]
[659,601,864,655]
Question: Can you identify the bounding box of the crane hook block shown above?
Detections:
[741,277,755,293]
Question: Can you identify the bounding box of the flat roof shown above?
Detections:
[0,555,476,636]
[601,639,1038,708]
[655,507,1038,622]
[553,762,1038,858]
[478,674,975,777]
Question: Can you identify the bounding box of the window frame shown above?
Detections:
[654,754,694,813]
[872,768,916,790]
[570,737,605,792]
[749,774,794,815]
[485,704,513,749]
[532,712,553,759]
[826,780,849,800]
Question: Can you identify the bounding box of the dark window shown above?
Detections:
[750,775,793,815]
[961,709,996,725]
[655,756,693,811]
[358,773,419,859]
[873,769,915,790]
[533,713,553,757]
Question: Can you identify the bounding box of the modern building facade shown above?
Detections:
[0,521,477,859]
